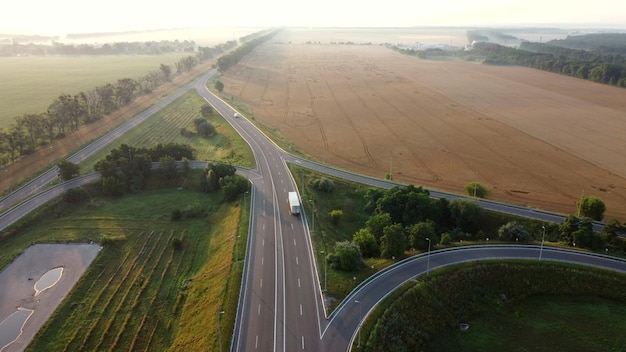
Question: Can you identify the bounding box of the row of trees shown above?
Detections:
[0,38,241,166]
[217,29,281,72]
[93,143,194,196]
[547,33,626,55]
[328,185,484,271]
[327,184,620,272]
[462,42,626,87]
[0,40,197,57]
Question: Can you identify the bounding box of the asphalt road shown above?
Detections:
[0,70,622,352]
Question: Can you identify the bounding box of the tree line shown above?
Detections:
[217,28,281,72]
[0,40,197,57]
[327,185,625,272]
[464,42,626,87]
[0,38,242,167]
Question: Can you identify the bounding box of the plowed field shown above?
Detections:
[220,29,626,221]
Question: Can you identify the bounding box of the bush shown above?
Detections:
[464,182,489,198]
[328,241,364,271]
[329,209,343,225]
[311,177,335,193]
[170,208,182,221]
[498,221,531,242]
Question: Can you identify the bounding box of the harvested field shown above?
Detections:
[220,29,626,220]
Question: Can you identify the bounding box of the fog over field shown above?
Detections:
[2,0,626,34]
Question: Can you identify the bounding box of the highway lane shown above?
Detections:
[195,79,327,351]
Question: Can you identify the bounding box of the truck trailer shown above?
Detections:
[288,192,301,215]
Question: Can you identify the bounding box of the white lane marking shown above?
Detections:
[296,257,299,265]
[263,224,266,230]
[258,304,261,315]
[263,239,265,246]
[255,335,258,349]
[293,238,296,246]
[301,336,305,349]
[281,179,283,184]
[291,223,294,230]
[260,278,263,288]
[262,257,264,265]
[300,304,303,315]
[298,278,301,288]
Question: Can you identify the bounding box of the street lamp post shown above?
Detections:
[426,237,431,276]
[355,300,362,348]
[320,250,327,292]
[218,310,225,352]
[309,199,315,234]
[539,226,546,261]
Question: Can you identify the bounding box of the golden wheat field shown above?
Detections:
[220,28,626,220]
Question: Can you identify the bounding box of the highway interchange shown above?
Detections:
[1,70,626,351]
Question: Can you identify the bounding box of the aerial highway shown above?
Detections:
[0,70,621,352]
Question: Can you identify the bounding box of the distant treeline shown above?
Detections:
[217,28,281,72]
[467,42,626,87]
[412,32,626,88]
[0,40,197,57]
[547,33,626,55]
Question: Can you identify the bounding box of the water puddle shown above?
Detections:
[34,267,63,297]
[0,308,34,352]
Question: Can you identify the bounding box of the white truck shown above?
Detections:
[288,192,301,215]
[233,112,240,118]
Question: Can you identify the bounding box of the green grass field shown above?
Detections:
[429,296,626,351]
[21,182,247,351]
[0,53,190,127]
[79,90,255,172]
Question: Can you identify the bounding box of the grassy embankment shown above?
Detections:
[79,89,256,173]
[0,53,191,128]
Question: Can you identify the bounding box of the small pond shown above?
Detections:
[0,308,33,352]
[34,267,63,297]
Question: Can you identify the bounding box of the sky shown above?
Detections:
[2,0,626,34]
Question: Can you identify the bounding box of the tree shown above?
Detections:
[57,160,80,181]
[157,155,178,180]
[407,221,435,250]
[449,199,484,234]
[200,104,214,117]
[159,64,172,82]
[577,195,606,221]
[327,241,363,271]
[220,174,249,201]
[194,118,216,137]
[497,221,531,242]
[215,80,224,92]
[366,212,392,243]
[352,228,379,258]
[559,215,580,245]
[380,224,407,259]
[464,182,489,198]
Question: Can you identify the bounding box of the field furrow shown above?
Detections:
[93,230,171,351]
